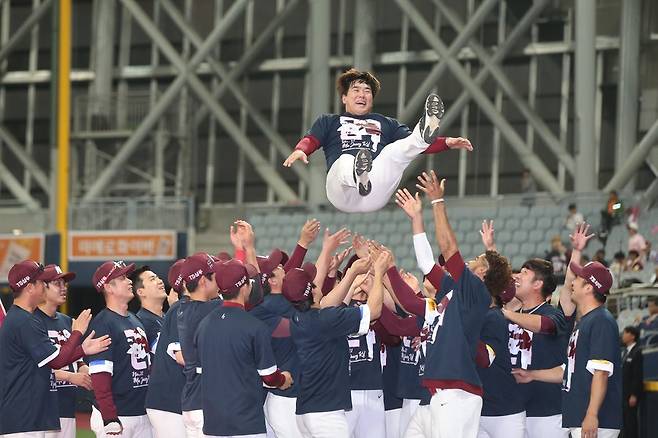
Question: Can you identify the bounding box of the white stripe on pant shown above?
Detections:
[146,408,186,438]
[477,411,526,438]
[296,410,349,438]
[90,406,153,438]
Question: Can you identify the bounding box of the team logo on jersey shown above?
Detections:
[425,291,452,345]
[348,328,376,366]
[337,116,382,153]
[563,329,579,392]
[47,329,76,390]
[508,323,534,369]
[124,327,151,388]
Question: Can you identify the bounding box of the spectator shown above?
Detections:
[600,191,623,244]
[545,235,567,282]
[564,203,584,233]
[592,249,609,267]
[520,169,536,208]
[625,250,644,272]
[638,297,658,336]
[610,251,626,277]
[627,222,648,258]
[621,326,643,438]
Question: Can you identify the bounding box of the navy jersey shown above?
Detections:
[421,262,491,392]
[291,305,368,414]
[508,302,568,417]
[308,113,411,170]
[196,304,278,436]
[348,302,383,391]
[34,309,78,419]
[562,306,622,429]
[0,306,60,434]
[250,294,299,398]
[177,299,219,411]
[86,309,151,416]
[145,298,186,414]
[382,343,403,411]
[478,308,524,416]
[136,308,163,353]
[397,316,429,401]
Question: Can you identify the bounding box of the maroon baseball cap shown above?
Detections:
[282,262,317,303]
[214,259,257,294]
[569,261,613,295]
[257,249,285,276]
[180,253,216,285]
[42,264,76,283]
[216,251,232,262]
[93,261,135,292]
[500,280,516,304]
[8,260,46,292]
[167,259,186,293]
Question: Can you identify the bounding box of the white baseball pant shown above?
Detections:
[403,404,432,438]
[325,125,428,213]
[399,399,421,437]
[296,410,349,438]
[345,389,386,438]
[1,433,46,438]
[477,411,526,438]
[568,428,619,438]
[90,406,153,438]
[428,389,482,438]
[264,393,303,438]
[182,410,204,438]
[524,415,569,438]
[146,408,186,438]
[44,418,75,438]
[385,408,401,438]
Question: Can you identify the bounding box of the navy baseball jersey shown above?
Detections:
[136,307,163,353]
[508,302,568,416]
[250,294,299,398]
[348,302,383,391]
[562,306,622,429]
[308,113,411,170]
[478,308,524,416]
[291,305,369,415]
[397,316,429,401]
[145,298,186,414]
[86,309,151,416]
[0,306,60,434]
[196,304,278,436]
[177,298,220,411]
[382,342,403,411]
[421,259,490,393]
[34,309,78,419]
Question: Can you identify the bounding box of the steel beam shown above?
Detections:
[396,0,562,195]
[83,0,251,201]
[159,0,310,185]
[432,0,575,175]
[0,0,52,63]
[0,160,40,210]
[353,0,375,71]
[91,0,116,115]
[0,125,49,191]
[118,0,299,202]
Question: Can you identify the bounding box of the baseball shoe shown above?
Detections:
[418,93,445,143]
[353,149,373,196]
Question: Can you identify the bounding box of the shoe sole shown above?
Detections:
[421,93,445,143]
[354,149,373,196]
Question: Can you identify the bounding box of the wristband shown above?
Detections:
[431,198,445,205]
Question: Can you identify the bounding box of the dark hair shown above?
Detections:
[129,265,150,295]
[614,251,625,260]
[649,296,658,306]
[593,291,607,304]
[568,203,576,210]
[221,288,241,300]
[623,325,640,341]
[337,68,381,97]
[186,272,213,294]
[522,258,557,298]
[483,251,513,297]
[628,250,640,258]
[292,294,315,312]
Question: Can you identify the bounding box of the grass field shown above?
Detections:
[76,431,94,438]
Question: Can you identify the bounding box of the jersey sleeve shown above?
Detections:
[253,321,278,377]
[307,114,331,146]
[387,116,412,142]
[543,305,569,336]
[24,316,60,368]
[586,318,619,377]
[446,253,490,312]
[320,306,367,338]
[86,317,114,375]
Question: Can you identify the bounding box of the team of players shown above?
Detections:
[0,173,623,438]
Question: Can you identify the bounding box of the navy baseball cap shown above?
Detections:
[257,249,284,277]
[167,259,186,293]
[214,259,258,294]
[180,253,216,284]
[42,264,76,283]
[8,260,46,292]
[93,261,135,292]
[282,262,317,303]
[569,261,613,295]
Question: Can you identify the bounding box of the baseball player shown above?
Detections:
[513,261,622,438]
[285,251,387,438]
[34,265,92,438]
[196,259,294,437]
[0,260,109,437]
[87,260,154,438]
[130,266,167,353]
[145,259,188,438]
[283,68,473,213]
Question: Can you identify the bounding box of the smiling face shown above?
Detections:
[135,270,167,302]
[106,275,134,303]
[45,279,68,307]
[513,267,544,302]
[570,276,592,305]
[342,80,374,115]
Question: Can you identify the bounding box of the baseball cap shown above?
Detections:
[627,222,639,231]
[216,251,232,262]
[214,259,258,294]
[569,261,613,295]
[180,253,216,285]
[42,264,76,283]
[499,280,516,304]
[167,259,186,293]
[8,260,46,292]
[93,261,135,292]
[282,262,317,303]
[257,249,284,277]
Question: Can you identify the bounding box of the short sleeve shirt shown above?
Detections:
[308,113,412,170]
[348,302,382,391]
[136,308,164,353]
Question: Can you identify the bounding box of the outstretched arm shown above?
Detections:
[283,135,320,167]
[560,222,595,317]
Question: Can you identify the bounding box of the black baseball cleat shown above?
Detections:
[419,93,445,144]
[353,149,373,196]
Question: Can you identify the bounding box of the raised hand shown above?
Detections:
[395,189,422,219]
[330,247,352,274]
[446,137,474,151]
[283,150,309,167]
[569,222,595,252]
[235,220,255,248]
[72,309,92,334]
[349,256,372,275]
[229,224,243,250]
[352,234,369,259]
[416,170,445,201]
[480,220,496,251]
[299,219,321,248]
[322,228,351,254]
[400,269,420,292]
[374,250,392,276]
[81,330,112,356]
